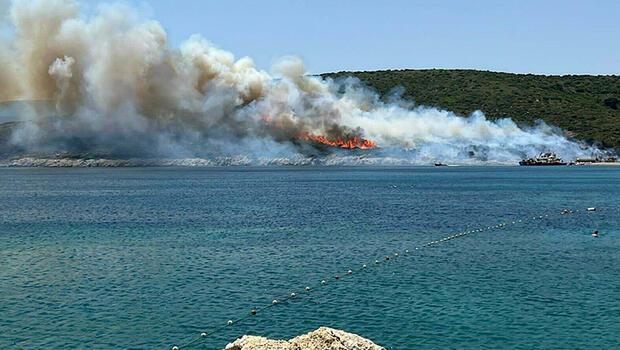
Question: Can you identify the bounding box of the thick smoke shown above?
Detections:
[0,0,604,164]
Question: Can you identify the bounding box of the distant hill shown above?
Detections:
[322,69,620,149]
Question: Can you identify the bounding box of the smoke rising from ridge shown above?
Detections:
[0,0,604,164]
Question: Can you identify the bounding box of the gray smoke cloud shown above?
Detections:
[0,0,605,164]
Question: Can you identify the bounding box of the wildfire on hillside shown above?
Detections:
[299,132,377,150]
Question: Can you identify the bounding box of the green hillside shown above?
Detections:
[322,69,620,149]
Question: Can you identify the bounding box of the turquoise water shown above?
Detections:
[1,166,619,350]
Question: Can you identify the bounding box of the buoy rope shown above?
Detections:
[170,206,601,350]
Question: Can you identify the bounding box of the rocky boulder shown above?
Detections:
[224,327,385,350]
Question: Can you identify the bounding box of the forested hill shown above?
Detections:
[322,69,620,149]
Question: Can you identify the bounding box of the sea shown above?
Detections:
[1,166,619,350]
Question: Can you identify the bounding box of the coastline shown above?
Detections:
[2,157,619,168]
[0,158,620,169]
[0,157,516,167]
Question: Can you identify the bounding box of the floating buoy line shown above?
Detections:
[171,207,601,350]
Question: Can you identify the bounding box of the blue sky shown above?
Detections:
[49,0,620,75]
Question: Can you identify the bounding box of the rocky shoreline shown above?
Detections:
[0,156,518,167]
[0,156,311,167]
[224,327,385,350]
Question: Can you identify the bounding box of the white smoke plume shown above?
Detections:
[0,0,605,164]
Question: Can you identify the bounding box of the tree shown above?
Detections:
[603,97,619,110]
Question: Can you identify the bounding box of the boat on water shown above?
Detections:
[519,152,567,166]
[575,156,619,165]
[434,163,448,167]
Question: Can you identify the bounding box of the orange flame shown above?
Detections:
[300,133,377,150]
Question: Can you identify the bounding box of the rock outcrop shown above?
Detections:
[224,327,385,350]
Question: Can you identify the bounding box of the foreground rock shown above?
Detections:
[224,327,385,350]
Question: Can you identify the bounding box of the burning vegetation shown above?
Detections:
[300,133,377,150]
